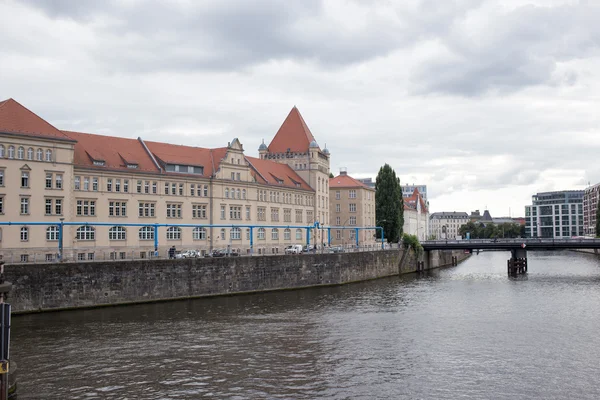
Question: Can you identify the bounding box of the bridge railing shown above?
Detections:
[422,238,600,246]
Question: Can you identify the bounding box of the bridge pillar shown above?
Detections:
[508,247,528,276]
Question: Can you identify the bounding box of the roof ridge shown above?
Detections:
[3,98,71,140]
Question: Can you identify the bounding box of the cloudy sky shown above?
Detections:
[2,0,599,217]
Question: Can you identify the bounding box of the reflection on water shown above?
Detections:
[12,251,600,399]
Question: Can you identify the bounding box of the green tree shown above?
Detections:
[375,164,404,243]
[596,199,600,237]
[329,172,334,178]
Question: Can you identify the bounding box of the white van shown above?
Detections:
[285,244,303,254]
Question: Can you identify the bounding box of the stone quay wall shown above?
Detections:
[5,249,469,313]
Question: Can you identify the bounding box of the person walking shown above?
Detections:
[168,245,176,259]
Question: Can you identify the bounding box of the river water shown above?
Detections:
[11,251,600,399]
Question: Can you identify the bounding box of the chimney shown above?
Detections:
[340,167,348,176]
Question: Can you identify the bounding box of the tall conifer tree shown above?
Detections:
[375,164,404,243]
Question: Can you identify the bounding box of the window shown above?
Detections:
[7,146,14,159]
[225,188,229,198]
[171,183,176,195]
[139,226,155,240]
[284,208,292,222]
[138,202,155,217]
[349,216,357,226]
[257,228,266,240]
[203,185,208,196]
[55,199,62,215]
[21,171,29,187]
[349,230,356,240]
[17,146,24,159]
[349,204,356,213]
[107,179,112,192]
[0,145,4,158]
[246,206,251,220]
[220,229,226,240]
[0,196,3,214]
[166,203,182,218]
[336,191,340,200]
[20,197,29,214]
[271,208,279,222]
[92,177,98,191]
[349,190,356,199]
[192,204,207,219]
[152,181,157,194]
[271,229,279,240]
[336,204,341,213]
[220,205,226,220]
[257,207,266,221]
[193,227,207,240]
[236,172,241,181]
[296,229,303,240]
[179,183,183,196]
[138,180,143,193]
[76,199,96,216]
[83,177,89,191]
[166,226,181,240]
[246,228,251,240]
[230,227,241,240]
[36,148,43,161]
[231,172,235,180]
[190,184,195,196]
[336,230,341,240]
[45,149,52,162]
[55,174,63,189]
[27,147,33,160]
[109,226,126,240]
[229,206,242,220]
[109,201,127,217]
[336,217,341,225]
[45,198,52,215]
[284,228,291,240]
[20,227,29,241]
[115,179,121,192]
[76,226,95,240]
[242,189,246,199]
[124,179,129,193]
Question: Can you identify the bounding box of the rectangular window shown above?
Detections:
[179,184,184,196]
[271,208,279,222]
[336,204,341,213]
[336,217,341,225]
[284,208,292,222]
[55,174,63,189]
[171,183,176,195]
[45,173,53,189]
[107,179,112,192]
[231,172,235,180]
[45,198,52,215]
[349,190,356,199]
[20,197,29,214]
[336,191,340,200]
[21,171,29,188]
[124,179,129,193]
[92,177,98,191]
[229,206,242,220]
[138,202,156,217]
[236,172,241,181]
[76,199,96,216]
[349,216,357,226]
[190,184,195,196]
[257,207,266,221]
[164,182,169,195]
[220,205,226,220]
[166,203,182,218]
[0,170,4,186]
[0,196,3,214]
[115,179,121,192]
[144,181,149,194]
[55,199,62,215]
[349,204,357,213]
[83,177,89,191]
[246,206,251,220]
[138,180,143,193]
[192,204,207,219]
[109,201,127,217]
[203,185,208,196]
[295,209,302,223]
[152,182,157,194]
[75,176,81,190]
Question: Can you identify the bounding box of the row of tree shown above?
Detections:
[458,221,525,239]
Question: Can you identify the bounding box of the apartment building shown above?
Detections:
[583,182,600,236]
[0,99,332,261]
[403,188,429,241]
[429,212,469,239]
[525,190,584,238]
[329,169,376,248]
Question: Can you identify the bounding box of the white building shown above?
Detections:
[402,188,429,241]
[429,212,469,239]
[525,190,584,238]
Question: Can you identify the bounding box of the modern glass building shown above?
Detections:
[525,190,584,238]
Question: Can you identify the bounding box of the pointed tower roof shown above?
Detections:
[0,98,73,141]
[268,106,317,153]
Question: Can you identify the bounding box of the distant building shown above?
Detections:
[402,188,429,241]
[583,183,600,236]
[525,190,584,238]
[469,210,482,222]
[357,177,375,189]
[429,212,469,239]
[356,179,428,202]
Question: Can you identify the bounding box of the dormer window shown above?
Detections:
[93,160,105,166]
[165,164,203,175]
[126,163,138,169]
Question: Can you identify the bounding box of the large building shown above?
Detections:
[329,169,376,248]
[0,99,339,262]
[402,188,429,241]
[583,182,600,236]
[429,212,469,239]
[525,190,584,238]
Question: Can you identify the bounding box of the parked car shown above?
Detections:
[303,244,315,253]
[329,246,345,253]
[177,249,200,259]
[206,249,226,258]
[285,244,303,254]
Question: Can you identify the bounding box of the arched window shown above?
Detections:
[166,226,181,240]
[109,226,126,240]
[139,226,154,240]
[284,228,291,240]
[242,189,246,199]
[27,147,33,160]
[17,146,24,159]
[7,146,14,159]
[230,227,241,240]
[296,229,303,240]
[0,145,4,158]
[45,149,52,162]
[193,227,206,240]
[257,228,265,240]
[271,229,279,240]
[220,228,226,240]
[225,188,229,198]
[36,148,43,161]
[76,226,95,240]
[46,226,59,241]
[20,227,29,241]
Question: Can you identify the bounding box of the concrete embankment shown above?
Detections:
[6,249,469,313]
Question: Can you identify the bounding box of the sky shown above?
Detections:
[1,0,600,218]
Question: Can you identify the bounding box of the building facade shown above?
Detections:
[583,183,600,236]
[525,190,584,238]
[402,188,429,241]
[0,99,343,262]
[329,169,376,248]
[429,212,469,239]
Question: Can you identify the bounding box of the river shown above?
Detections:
[11,251,600,399]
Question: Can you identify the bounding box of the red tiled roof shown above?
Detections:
[404,188,428,213]
[145,141,227,178]
[63,130,160,172]
[268,107,317,153]
[329,174,374,190]
[0,98,74,141]
[246,156,313,191]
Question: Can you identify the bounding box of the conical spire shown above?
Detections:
[267,106,317,153]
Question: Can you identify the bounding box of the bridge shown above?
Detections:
[421,238,600,275]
